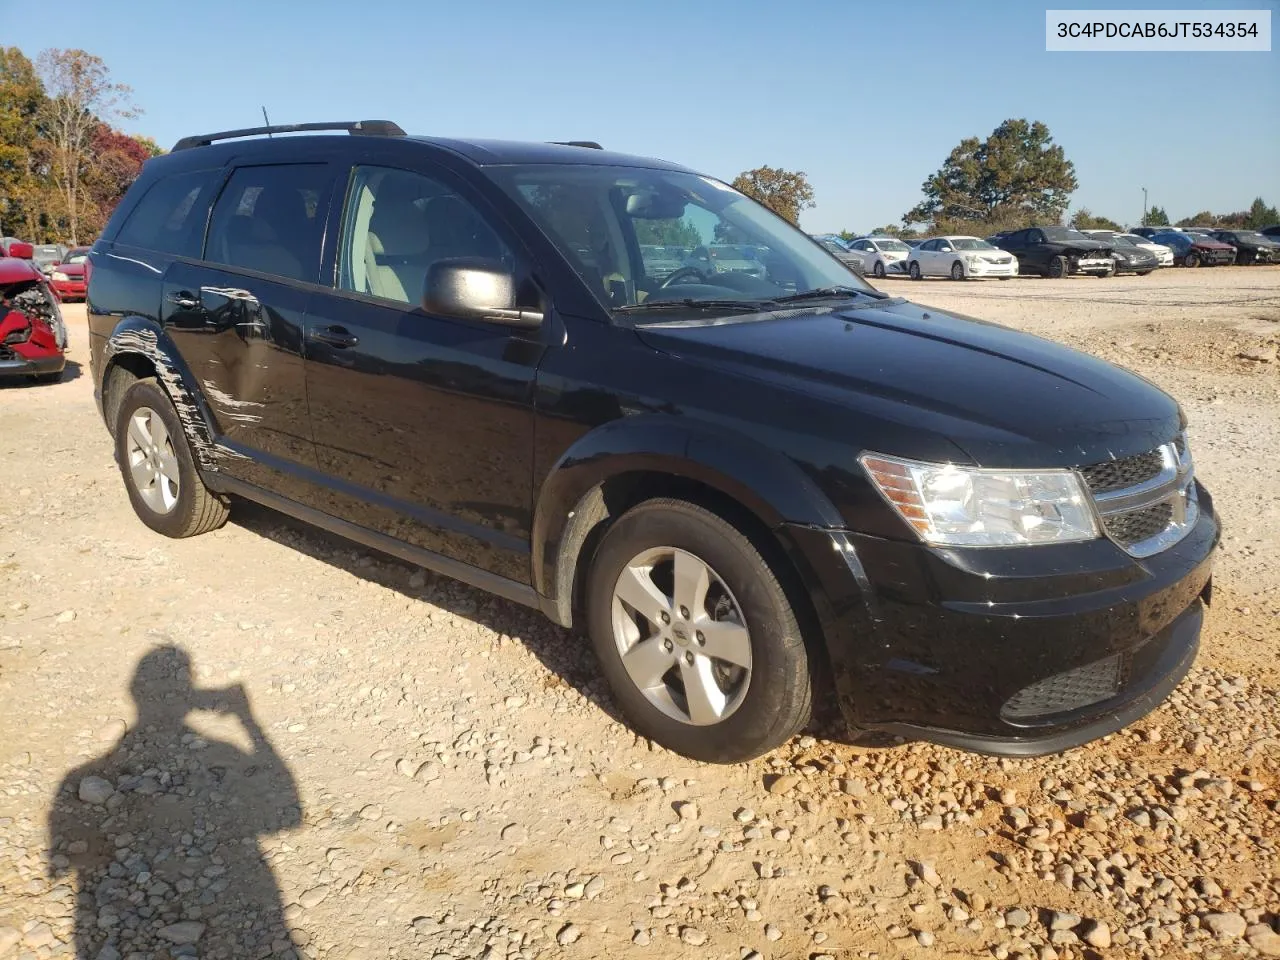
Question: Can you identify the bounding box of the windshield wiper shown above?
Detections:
[614,298,777,315]
[771,285,883,305]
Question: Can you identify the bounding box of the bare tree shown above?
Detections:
[37,49,138,244]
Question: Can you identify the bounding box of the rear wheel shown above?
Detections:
[585,499,811,763]
[950,260,965,281]
[114,378,229,538]
[1047,255,1067,279]
[873,261,886,279]
[909,261,922,280]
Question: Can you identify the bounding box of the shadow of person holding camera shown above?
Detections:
[48,646,303,959]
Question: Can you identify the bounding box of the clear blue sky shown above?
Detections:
[6,0,1277,232]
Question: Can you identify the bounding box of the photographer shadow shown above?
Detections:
[48,646,304,959]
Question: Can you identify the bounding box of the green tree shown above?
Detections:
[1247,197,1279,229]
[1176,210,1217,227]
[1144,205,1169,227]
[1070,208,1122,231]
[634,217,700,248]
[0,47,48,238]
[730,166,815,225]
[37,48,138,244]
[904,119,1077,230]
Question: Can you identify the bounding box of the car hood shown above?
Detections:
[1063,239,1113,254]
[635,298,1181,468]
[58,263,86,277]
[1191,238,1234,250]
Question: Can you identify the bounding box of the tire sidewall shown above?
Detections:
[951,261,964,281]
[873,261,885,279]
[585,505,808,763]
[909,261,921,280]
[115,380,208,538]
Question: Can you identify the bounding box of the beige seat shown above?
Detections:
[364,175,433,304]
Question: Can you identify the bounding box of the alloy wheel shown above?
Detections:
[126,406,181,514]
[610,547,752,726]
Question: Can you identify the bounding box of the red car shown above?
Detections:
[49,246,91,301]
[1,248,67,384]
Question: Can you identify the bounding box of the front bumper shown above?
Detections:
[966,260,1018,277]
[0,352,66,378]
[1072,257,1114,275]
[781,484,1218,756]
[1114,258,1160,274]
[882,258,909,274]
[51,279,87,299]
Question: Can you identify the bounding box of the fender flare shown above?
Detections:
[101,317,228,471]
[531,414,845,627]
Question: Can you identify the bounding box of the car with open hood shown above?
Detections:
[992,226,1116,278]
[85,120,1217,763]
[1,250,67,383]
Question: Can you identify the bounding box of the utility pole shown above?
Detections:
[1142,187,1148,227]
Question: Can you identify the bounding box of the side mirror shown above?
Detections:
[7,241,34,260]
[423,258,542,329]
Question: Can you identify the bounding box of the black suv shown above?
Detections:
[88,121,1218,763]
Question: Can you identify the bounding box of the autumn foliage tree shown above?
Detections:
[730,166,816,225]
[904,119,1077,234]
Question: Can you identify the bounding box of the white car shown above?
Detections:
[907,235,1018,280]
[845,236,913,278]
[1119,233,1175,267]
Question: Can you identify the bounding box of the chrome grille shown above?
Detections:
[1002,654,1123,721]
[1078,436,1196,558]
[1079,450,1164,495]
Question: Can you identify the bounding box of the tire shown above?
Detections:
[114,378,229,538]
[585,498,811,763]
[1047,255,1067,279]
[1136,270,1153,276]
[873,261,886,279]
[950,260,965,281]
[1184,252,1200,268]
[909,261,922,280]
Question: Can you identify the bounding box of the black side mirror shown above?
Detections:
[423,258,542,329]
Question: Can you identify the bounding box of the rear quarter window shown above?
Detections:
[114,169,221,258]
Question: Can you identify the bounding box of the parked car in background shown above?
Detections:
[1150,230,1236,267]
[639,245,688,281]
[1262,225,1280,240]
[49,246,91,300]
[0,252,67,382]
[1131,226,1184,240]
[907,235,1018,280]
[1,238,31,258]
[1107,235,1161,275]
[85,119,1218,763]
[815,238,866,276]
[31,243,67,275]
[993,226,1115,278]
[684,243,767,280]
[1209,230,1279,264]
[845,236,913,278]
[1117,233,1175,267]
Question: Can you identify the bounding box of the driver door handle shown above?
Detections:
[309,325,359,349]
[167,291,200,310]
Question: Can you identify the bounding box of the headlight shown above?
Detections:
[860,453,1100,547]
[52,271,70,281]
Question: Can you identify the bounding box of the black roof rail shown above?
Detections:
[550,140,603,150]
[171,120,406,152]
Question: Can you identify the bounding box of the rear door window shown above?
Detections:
[204,164,333,283]
[114,169,221,258]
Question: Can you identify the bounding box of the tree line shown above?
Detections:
[1,47,158,245]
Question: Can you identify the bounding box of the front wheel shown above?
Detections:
[909,261,922,280]
[115,378,230,538]
[1184,252,1200,268]
[950,260,965,281]
[585,499,812,763]
[873,261,886,279]
[1047,255,1068,279]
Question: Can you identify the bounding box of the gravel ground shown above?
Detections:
[1,267,1278,960]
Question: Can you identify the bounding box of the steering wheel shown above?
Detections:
[660,266,706,288]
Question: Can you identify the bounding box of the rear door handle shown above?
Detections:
[309,325,359,349]
[167,291,200,310]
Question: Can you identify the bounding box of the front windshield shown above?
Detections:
[490,164,873,313]
[951,238,995,251]
[1120,235,1147,244]
[1042,226,1094,243]
[1111,235,1140,248]
[65,251,88,264]
[874,239,911,252]
[1231,231,1265,242]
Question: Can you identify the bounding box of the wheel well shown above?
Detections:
[102,353,157,436]
[558,470,830,678]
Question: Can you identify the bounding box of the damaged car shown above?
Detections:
[1208,230,1280,265]
[992,226,1116,278]
[1,248,68,384]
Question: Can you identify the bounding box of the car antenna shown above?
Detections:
[262,106,272,136]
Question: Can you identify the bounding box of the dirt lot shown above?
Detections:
[2,268,1278,960]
